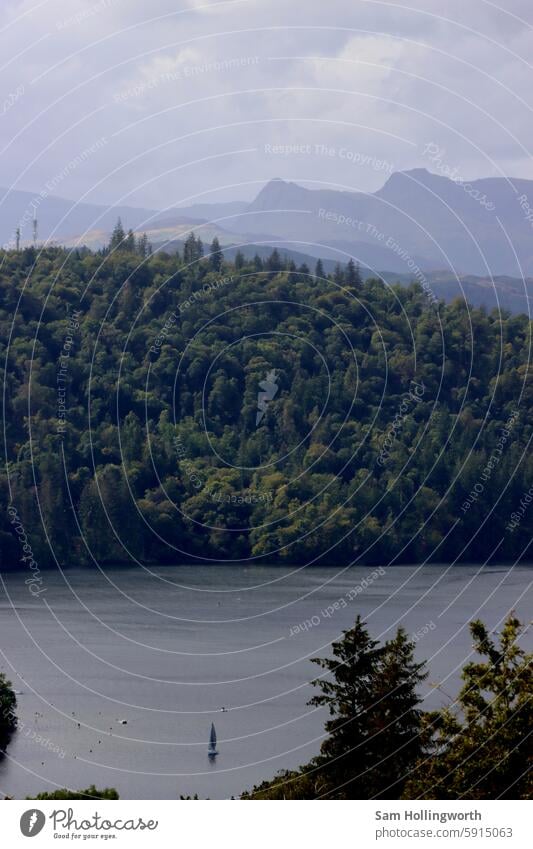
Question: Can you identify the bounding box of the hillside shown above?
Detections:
[1,242,532,570]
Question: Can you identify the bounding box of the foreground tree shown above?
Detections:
[243,617,427,798]
[405,615,532,799]
[309,617,427,798]
[0,673,17,754]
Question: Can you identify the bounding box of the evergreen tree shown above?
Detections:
[315,258,325,279]
[209,236,223,272]
[234,250,245,270]
[109,218,126,252]
[333,262,344,285]
[244,618,427,799]
[266,249,282,272]
[307,617,426,797]
[366,628,427,797]
[125,229,136,253]
[137,233,148,258]
[308,616,383,798]
[183,233,195,265]
[346,258,362,286]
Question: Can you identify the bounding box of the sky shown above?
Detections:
[1,0,533,211]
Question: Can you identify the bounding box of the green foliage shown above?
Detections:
[0,242,532,568]
[405,615,532,799]
[243,615,531,800]
[250,617,427,799]
[28,784,119,799]
[0,673,17,753]
[209,236,223,272]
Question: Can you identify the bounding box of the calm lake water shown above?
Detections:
[0,563,531,799]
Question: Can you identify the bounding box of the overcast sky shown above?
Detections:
[1,0,532,210]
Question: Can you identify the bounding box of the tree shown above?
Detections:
[183,233,203,265]
[308,617,426,798]
[234,250,245,270]
[405,615,532,799]
[346,258,362,286]
[366,628,428,797]
[109,218,126,252]
[125,229,136,253]
[0,673,17,754]
[266,249,282,272]
[307,615,383,796]
[137,233,149,258]
[29,785,119,800]
[315,258,325,279]
[121,411,143,465]
[209,237,223,272]
[333,262,344,285]
[244,618,427,799]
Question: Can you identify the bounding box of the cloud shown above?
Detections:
[0,0,532,213]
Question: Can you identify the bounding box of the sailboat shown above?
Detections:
[208,722,218,759]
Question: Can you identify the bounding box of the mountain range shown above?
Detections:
[2,169,533,313]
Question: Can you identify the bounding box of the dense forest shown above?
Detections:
[1,229,532,570]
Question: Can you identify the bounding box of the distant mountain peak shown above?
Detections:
[249,177,310,211]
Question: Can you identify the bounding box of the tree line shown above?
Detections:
[0,232,532,570]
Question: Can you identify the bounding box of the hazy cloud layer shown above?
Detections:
[1,0,532,209]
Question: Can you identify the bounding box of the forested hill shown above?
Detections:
[1,237,532,571]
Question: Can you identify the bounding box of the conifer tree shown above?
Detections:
[333,262,344,285]
[125,229,136,253]
[346,258,362,286]
[183,233,198,265]
[266,248,282,272]
[308,617,426,798]
[109,218,126,252]
[209,236,223,271]
[137,233,148,258]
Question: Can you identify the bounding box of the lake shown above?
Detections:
[0,563,531,799]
